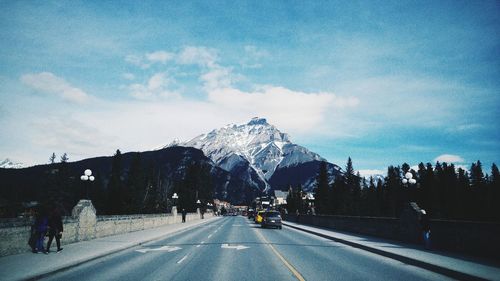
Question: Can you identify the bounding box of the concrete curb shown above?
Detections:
[283,222,487,281]
[24,217,221,281]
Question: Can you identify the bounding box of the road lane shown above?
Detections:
[43,218,227,281]
[42,216,451,281]
[43,217,296,281]
[258,221,452,281]
[160,215,294,281]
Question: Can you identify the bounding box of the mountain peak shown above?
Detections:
[247,117,268,126]
[172,118,325,192]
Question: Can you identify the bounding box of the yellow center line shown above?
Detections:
[254,228,306,281]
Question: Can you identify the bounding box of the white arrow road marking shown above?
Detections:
[221,244,249,250]
[135,246,182,253]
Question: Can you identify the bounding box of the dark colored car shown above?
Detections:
[247,209,255,219]
[261,211,282,229]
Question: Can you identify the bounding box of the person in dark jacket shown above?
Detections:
[28,210,38,253]
[46,207,64,253]
[34,207,48,254]
[181,209,187,223]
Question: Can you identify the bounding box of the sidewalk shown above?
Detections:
[0,216,221,281]
[283,221,500,281]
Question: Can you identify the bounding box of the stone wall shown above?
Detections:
[0,200,208,257]
[284,210,500,260]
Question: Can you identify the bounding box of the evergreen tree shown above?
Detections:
[313,161,330,214]
[49,153,56,164]
[401,163,411,174]
[470,161,485,189]
[490,163,500,222]
[443,163,458,218]
[431,162,443,218]
[344,157,358,214]
[331,174,345,215]
[360,176,377,216]
[125,153,146,213]
[177,162,214,212]
[286,185,305,214]
[456,167,469,219]
[60,153,69,163]
[375,178,384,216]
[470,161,485,219]
[43,152,74,214]
[384,165,403,217]
[107,149,124,214]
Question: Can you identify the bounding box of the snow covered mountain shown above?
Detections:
[168,117,340,192]
[0,158,25,169]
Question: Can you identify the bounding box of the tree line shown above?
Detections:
[288,158,500,222]
[43,150,214,216]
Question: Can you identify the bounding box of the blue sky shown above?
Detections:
[1,1,499,175]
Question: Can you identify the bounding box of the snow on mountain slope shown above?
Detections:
[0,158,25,169]
[169,117,325,191]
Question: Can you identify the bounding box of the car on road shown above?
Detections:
[261,211,282,229]
[247,209,255,219]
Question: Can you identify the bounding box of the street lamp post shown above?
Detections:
[402,171,418,202]
[196,199,201,218]
[402,172,417,185]
[80,169,95,199]
[171,193,179,216]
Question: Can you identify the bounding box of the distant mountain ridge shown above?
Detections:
[169,117,342,192]
[1,118,342,209]
[0,147,259,210]
[0,158,25,169]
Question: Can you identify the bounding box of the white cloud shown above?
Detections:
[200,66,233,91]
[20,72,90,104]
[177,46,218,67]
[146,51,174,63]
[449,124,484,132]
[125,51,174,68]
[207,86,340,132]
[331,96,359,108]
[129,72,181,100]
[126,46,219,69]
[242,45,269,68]
[125,54,147,68]
[434,154,465,163]
[121,46,359,136]
[74,100,229,154]
[244,45,268,58]
[123,73,135,80]
[30,116,116,159]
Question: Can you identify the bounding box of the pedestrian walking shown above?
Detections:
[420,209,431,249]
[28,210,38,253]
[46,207,64,253]
[34,207,48,254]
[181,208,187,223]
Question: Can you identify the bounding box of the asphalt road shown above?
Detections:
[42,216,451,281]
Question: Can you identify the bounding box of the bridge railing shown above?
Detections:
[284,205,500,260]
[0,200,208,257]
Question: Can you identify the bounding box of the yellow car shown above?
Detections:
[254,211,265,224]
